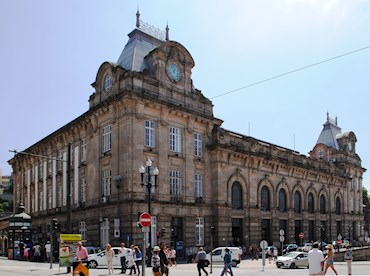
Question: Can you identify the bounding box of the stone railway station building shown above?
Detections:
[9,13,366,253]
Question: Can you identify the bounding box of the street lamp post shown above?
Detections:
[139,159,159,253]
[319,224,325,251]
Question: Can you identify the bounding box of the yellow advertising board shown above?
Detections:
[59,234,82,267]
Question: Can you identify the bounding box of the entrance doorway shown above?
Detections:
[232,218,243,246]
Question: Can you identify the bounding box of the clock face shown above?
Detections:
[167,63,181,81]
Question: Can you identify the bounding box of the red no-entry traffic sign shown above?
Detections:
[139,212,152,228]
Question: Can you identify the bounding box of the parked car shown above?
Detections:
[282,244,298,254]
[85,246,101,255]
[205,247,242,267]
[341,239,350,248]
[88,247,121,269]
[317,241,327,250]
[302,242,313,252]
[276,251,309,269]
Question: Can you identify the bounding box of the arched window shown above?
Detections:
[335,197,341,215]
[231,182,242,209]
[320,195,326,214]
[294,191,301,213]
[308,193,314,214]
[278,189,287,212]
[261,186,270,211]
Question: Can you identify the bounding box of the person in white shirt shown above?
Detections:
[119,242,127,274]
[308,242,325,275]
[170,247,177,266]
[45,241,52,263]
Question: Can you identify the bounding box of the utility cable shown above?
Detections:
[210,45,370,99]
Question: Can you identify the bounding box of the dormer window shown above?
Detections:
[104,75,112,92]
[348,143,352,152]
[317,149,324,159]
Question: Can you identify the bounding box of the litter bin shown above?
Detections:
[72,261,89,276]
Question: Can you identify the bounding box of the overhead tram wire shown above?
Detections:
[210,45,370,100]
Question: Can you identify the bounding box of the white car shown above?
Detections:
[302,242,313,252]
[276,251,309,269]
[205,247,242,267]
[88,247,122,269]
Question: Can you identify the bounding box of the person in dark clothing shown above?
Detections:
[195,247,208,276]
[159,242,169,276]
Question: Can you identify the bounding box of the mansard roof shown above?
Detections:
[116,12,165,72]
[316,113,342,150]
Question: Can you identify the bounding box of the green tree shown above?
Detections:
[363,187,369,205]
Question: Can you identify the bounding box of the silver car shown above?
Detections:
[276,251,309,269]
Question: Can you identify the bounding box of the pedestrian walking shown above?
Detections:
[195,247,208,276]
[308,242,325,276]
[32,243,42,262]
[273,246,278,263]
[344,244,353,275]
[249,245,254,260]
[186,247,194,263]
[159,242,169,276]
[324,244,338,275]
[45,241,52,263]
[105,244,115,275]
[76,241,89,262]
[128,245,137,275]
[151,246,162,276]
[134,245,142,275]
[220,248,233,276]
[268,246,273,264]
[170,247,177,266]
[119,242,127,274]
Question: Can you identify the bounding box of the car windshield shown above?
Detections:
[283,252,299,258]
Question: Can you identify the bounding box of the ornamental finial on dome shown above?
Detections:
[136,7,140,28]
[166,22,169,41]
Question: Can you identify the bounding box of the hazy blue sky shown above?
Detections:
[1,0,369,189]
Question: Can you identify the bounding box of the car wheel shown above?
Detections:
[88,260,98,269]
[290,262,296,269]
[232,260,238,267]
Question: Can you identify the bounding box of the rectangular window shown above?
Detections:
[39,191,43,211]
[48,157,52,175]
[58,185,62,208]
[102,170,111,197]
[57,151,62,172]
[145,120,155,147]
[102,125,112,153]
[194,133,202,157]
[80,138,87,162]
[169,127,181,153]
[195,217,204,246]
[194,174,203,198]
[170,170,182,196]
[70,147,74,166]
[79,221,87,243]
[38,164,43,180]
[81,178,86,202]
[48,188,52,209]
[101,218,109,248]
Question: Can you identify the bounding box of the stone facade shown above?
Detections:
[8,15,366,252]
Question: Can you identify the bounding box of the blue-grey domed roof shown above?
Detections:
[316,113,341,150]
[117,14,165,72]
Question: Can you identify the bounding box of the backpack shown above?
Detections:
[136,251,142,259]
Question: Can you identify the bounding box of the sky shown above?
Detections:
[1,0,369,189]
